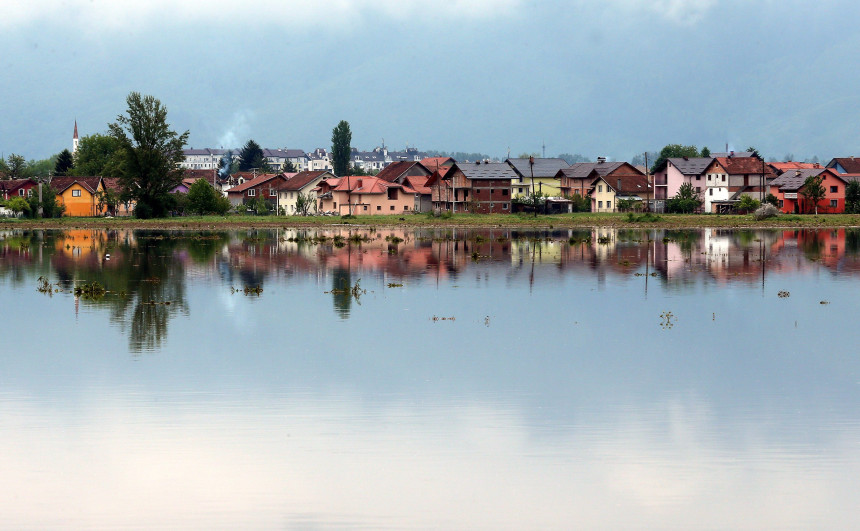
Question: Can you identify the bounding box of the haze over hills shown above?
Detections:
[1,0,859,162]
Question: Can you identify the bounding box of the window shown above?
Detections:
[248,189,255,196]
[607,201,611,209]
[598,201,603,208]
[387,188,397,200]
[269,189,275,196]
[490,189,494,195]
[709,188,713,196]
[519,188,523,194]
[363,205,368,211]
[503,203,509,210]
[830,199,838,207]
[722,175,726,182]
[831,186,838,193]
[696,175,701,180]
[779,200,784,208]
[390,205,395,210]
[333,202,337,208]
[18,189,25,196]
[72,189,81,197]
[502,189,508,196]
[377,205,381,211]
[707,174,712,181]
[405,205,409,210]
[598,185,603,193]
[696,187,701,193]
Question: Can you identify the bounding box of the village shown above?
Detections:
[3,124,859,218]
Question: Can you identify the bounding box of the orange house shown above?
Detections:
[51,177,105,217]
[769,168,848,214]
[316,176,417,215]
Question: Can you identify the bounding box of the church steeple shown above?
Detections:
[73,120,79,154]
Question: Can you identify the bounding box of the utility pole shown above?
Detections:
[530,156,536,218]
[644,152,650,212]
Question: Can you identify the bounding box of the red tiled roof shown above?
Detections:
[278,171,331,191]
[595,174,650,195]
[50,176,101,194]
[226,173,282,194]
[0,178,36,192]
[714,157,776,176]
[402,175,431,195]
[325,176,402,194]
[102,177,122,193]
[769,162,819,172]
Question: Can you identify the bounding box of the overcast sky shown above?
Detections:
[2,0,859,162]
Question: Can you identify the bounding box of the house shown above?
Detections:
[316,175,417,215]
[439,162,517,213]
[101,177,133,216]
[374,160,431,184]
[652,157,712,201]
[263,149,308,172]
[225,173,292,209]
[590,174,651,212]
[557,161,646,207]
[826,157,860,174]
[50,176,105,216]
[307,148,333,172]
[277,170,332,215]
[0,178,38,200]
[768,161,820,174]
[505,157,569,198]
[402,174,433,212]
[769,168,849,214]
[180,148,228,170]
[701,155,776,213]
[420,157,455,177]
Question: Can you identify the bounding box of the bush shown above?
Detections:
[754,204,779,220]
[736,194,761,214]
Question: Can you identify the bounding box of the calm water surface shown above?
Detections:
[1,227,859,529]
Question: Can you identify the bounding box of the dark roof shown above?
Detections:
[375,161,428,183]
[0,178,36,192]
[771,168,834,191]
[667,157,713,175]
[102,177,122,193]
[50,176,101,194]
[828,157,860,173]
[263,148,307,159]
[505,158,569,178]
[711,151,755,158]
[278,171,331,191]
[558,161,639,179]
[449,162,518,180]
[226,173,282,193]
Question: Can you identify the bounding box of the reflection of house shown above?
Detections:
[769,168,849,214]
[51,176,105,217]
[277,171,332,215]
[506,158,569,198]
[439,162,516,213]
[317,176,418,215]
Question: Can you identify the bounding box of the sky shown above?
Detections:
[2,0,859,162]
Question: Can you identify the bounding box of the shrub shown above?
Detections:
[754,204,779,220]
[736,194,761,214]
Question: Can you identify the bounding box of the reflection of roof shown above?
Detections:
[449,162,517,180]
[506,158,569,178]
[50,176,101,194]
[771,168,829,191]
[278,171,331,191]
[668,157,712,175]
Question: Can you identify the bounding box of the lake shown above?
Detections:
[1,227,859,529]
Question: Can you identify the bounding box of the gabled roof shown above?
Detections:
[711,151,755,158]
[505,158,569,179]
[772,168,837,191]
[420,157,455,169]
[102,177,122,193]
[375,161,429,183]
[0,178,36,192]
[447,162,517,180]
[402,175,431,195]
[322,175,405,194]
[713,157,775,176]
[226,173,283,194]
[278,170,331,191]
[50,176,101,194]
[558,161,639,179]
[595,174,651,195]
[263,148,307,159]
[769,162,819,172]
[667,157,713,175]
[827,157,860,173]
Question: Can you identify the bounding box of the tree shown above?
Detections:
[557,153,591,165]
[666,182,702,213]
[765,193,779,207]
[6,196,30,216]
[845,180,860,214]
[800,174,825,215]
[54,149,74,176]
[238,140,264,172]
[736,194,761,214]
[5,154,28,178]
[281,159,297,173]
[95,187,120,216]
[331,120,352,177]
[108,92,189,218]
[24,184,63,218]
[186,178,226,215]
[294,191,315,216]
[71,133,125,177]
[650,145,702,174]
[350,163,369,176]
[700,146,711,158]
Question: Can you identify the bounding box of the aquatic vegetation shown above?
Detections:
[659,311,676,329]
[778,290,790,298]
[74,281,106,300]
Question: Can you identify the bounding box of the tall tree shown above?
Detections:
[845,180,860,214]
[331,120,352,177]
[54,149,74,176]
[800,174,825,215]
[238,140,264,172]
[650,144,702,174]
[5,154,28,178]
[700,146,711,157]
[108,92,189,218]
[71,133,125,177]
[281,159,297,173]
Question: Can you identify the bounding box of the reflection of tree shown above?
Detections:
[331,267,352,319]
[799,230,824,261]
[846,229,860,255]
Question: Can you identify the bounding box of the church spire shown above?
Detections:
[73,120,79,154]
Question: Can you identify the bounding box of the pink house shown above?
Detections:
[652,157,712,200]
[317,176,418,215]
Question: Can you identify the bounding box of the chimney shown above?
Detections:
[730,151,735,158]
[795,170,801,176]
[597,156,606,164]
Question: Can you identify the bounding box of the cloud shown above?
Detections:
[0,0,521,31]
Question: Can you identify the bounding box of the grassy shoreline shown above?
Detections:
[3,212,860,230]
